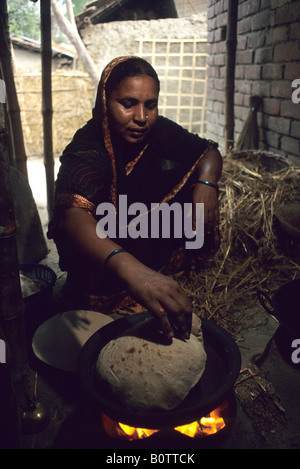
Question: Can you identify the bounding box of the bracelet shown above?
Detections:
[103,248,127,269]
[196,180,219,195]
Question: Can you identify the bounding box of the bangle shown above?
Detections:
[196,180,219,195]
[103,248,127,269]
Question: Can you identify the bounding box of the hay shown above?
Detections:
[176,150,300,334]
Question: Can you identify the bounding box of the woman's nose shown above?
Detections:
[133,105,147,124]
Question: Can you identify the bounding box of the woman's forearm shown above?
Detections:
[196,147,223,184]
[61,207,147,281]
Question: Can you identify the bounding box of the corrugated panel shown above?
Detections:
[174,0,207,17]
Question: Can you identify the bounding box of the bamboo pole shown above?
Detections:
[41,0,55,220]
[224,0,238,154]
[0,2,28,177]
[0,128,31,440]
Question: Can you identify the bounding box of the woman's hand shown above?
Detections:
[62,208,192,340]
[111,255,192,340]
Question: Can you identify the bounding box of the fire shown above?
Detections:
[118,423,159,440]
[175,409,225,438]
[101,406,226,441]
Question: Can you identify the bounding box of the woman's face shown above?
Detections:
[107,74,159,144]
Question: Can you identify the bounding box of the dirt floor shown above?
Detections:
[12,157,300,450]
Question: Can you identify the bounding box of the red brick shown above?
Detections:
[214,27,224,42]
[255,47,273,64]
[251,9,272,31]
[214,54,225,66]
[271,81,293,99]
[252,80,271,97]
[274,3,300,26]
[236,79,252,95]
[237,35,247,50]
[266,25,288,45]
[245,65,261,80]
[207,5,215,19]
[291,23,300,40]
[237,17,252,35]
[235,65,245,79]
[281,100,300,119]
[207,18,217,32]
[214,0,226,16]
[236,49,254,65]
[207,60,214,72]
[234,93,245,106]
[238,0,260,20]
[284,62,300,80]
[247,30,266,49]
[216,12,227,28]
[268,116,290,135]
[291,120,300,138]
[263,98,280,115]
[274,42,299,63]
[262,64,283,80]
[214,78,224,90]
[235,105,249,121]
[281,136,299,157]
[266,131,280,149]
[213,101,224,113]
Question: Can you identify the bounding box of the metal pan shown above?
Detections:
[77,312,241,429]
[258,279,300,338]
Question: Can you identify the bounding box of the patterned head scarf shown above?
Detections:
[93,56,156,209]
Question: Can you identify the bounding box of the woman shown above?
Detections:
[48,56,222,340]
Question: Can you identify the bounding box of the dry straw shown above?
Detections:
[175,150,300,335]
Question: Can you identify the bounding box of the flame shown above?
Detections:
[118,422,159,440]
[101,406,226,441]
[175,409,225,438]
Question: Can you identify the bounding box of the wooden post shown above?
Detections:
[0,2,28,178]
[41,0,55,220]
[224,0,238,154]
[0,129,24,322]
[0,128,31,441]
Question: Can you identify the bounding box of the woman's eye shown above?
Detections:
[146,101,158,110]
[121,100,134,109]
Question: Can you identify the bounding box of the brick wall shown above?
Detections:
[206,0,300,163]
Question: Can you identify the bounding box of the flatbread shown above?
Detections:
[96,314,206,411]
[32,310,114,372]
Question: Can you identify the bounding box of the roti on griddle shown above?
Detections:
[96,314,207,411]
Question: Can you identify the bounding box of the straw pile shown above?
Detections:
[175,150,300,335]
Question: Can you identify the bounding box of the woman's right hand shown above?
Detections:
[62,208,192,340]
[109,253,192,340]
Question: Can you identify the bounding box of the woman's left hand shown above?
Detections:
[192,182,220,248]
